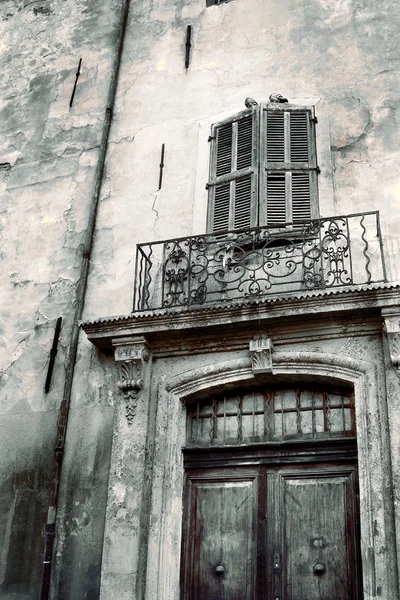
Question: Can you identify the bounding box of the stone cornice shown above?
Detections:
[81,283,400,349]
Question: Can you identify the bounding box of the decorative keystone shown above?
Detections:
[250,333,274,374]
[382,310,400,378]
[114,337,150,425]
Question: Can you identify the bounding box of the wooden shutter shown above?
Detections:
[207,109,258,233]
[259,104,318,228]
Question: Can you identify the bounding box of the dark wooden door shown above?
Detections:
[181,463,361,600]
[268,464,361,600]
[181,469,260,600]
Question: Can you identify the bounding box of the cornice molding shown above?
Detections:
[81,284,400,349]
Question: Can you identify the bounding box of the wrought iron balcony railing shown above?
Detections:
[133,211,387,312]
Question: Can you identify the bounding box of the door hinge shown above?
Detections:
[311,116,318,123]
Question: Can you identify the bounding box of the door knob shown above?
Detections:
[313,563,326,575]
[215,565,225,576]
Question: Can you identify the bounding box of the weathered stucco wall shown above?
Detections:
[84,0,400,320]
[0,0,121,597]
[82,1,400,599]
[2,0,400,598]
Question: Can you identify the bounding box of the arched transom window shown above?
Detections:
[186,386,355,447]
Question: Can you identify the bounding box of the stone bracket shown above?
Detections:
[113,336,150,425]
[382,309,400,378]
[250,332,274,374]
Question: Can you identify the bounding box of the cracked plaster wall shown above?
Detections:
[83,0,400,320]
[2,0,400,598]
[79,0,400,598]
[0,0,121,598]
[81,0,400,318]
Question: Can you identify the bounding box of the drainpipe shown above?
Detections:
[39,1,131,598]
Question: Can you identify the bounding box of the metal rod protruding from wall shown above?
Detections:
[69,58,82,108]
[158,143,165,190]
[44,317,62,394]
[185,25,192,70]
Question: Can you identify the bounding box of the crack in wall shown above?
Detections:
[0,338,27,377]
[151,192,160,232]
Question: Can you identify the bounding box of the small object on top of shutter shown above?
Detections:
[245,97,258,108]
[269,93,288,103]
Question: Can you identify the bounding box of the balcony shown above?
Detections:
[133,211,387,312]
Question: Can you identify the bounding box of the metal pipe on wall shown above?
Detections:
[39,1,131,597]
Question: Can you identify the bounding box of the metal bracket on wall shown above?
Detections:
[69,58,82,108]
[185,25,192,70]
[158,143,165,190]
[44,317,62,393]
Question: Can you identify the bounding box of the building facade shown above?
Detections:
[1,0,400,598]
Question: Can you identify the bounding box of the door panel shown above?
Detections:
[269,465,361,600]
[182,463,361,600]
[182,471,259,600]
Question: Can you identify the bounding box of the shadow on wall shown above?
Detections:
[0,469,49,599]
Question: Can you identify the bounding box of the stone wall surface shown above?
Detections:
[1,0,400,599]
[84,0,400,320]
[0,0,121,597]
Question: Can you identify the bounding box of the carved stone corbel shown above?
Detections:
[114,337,150,424]
[382,310,400,378]
[250,333,274,374]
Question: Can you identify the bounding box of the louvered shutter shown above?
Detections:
[259,104,318,227]
[207,109,258,233]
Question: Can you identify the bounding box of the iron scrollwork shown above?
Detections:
[133,212,386,311]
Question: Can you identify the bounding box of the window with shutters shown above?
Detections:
[207,103,319,234]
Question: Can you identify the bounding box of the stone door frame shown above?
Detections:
[142,351,397,600]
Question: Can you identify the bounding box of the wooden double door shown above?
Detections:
[181,456,362,600]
